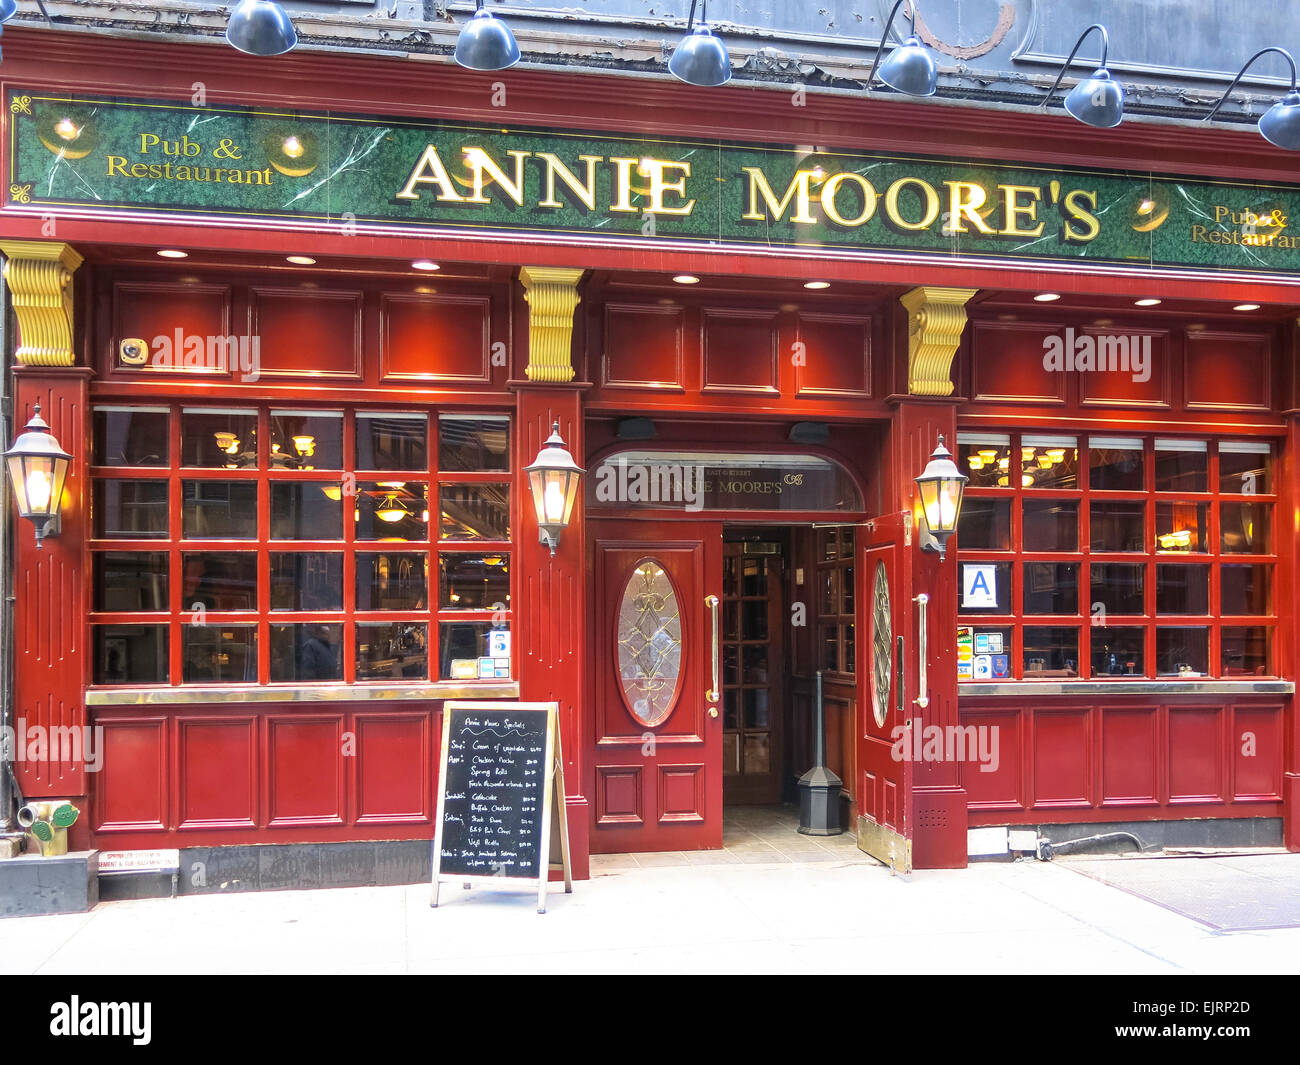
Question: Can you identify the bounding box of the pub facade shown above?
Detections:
[0,2,1297,887]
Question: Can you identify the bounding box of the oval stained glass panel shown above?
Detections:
[871,561,892,728]
[616,559,684,728]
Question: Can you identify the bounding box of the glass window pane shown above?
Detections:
[1021,439,1078,490]
[1089,441,1144,491]
[356,413,427,471]
[1023,627,1079,676]
[1090,563,1144,615]
[1023,500,1078,552]
[181,409,258,468]
[181,552,257,611]
[743,688,769,728]
[958,440,1011,488]
[964,627,1012,680]
[93,624,168,684]
[183,625,257,683]
[1156,564,1209,615]
[1090,501,1145,552]
[438,622,509,680]
[355,552,429,611]
[1221,564,1271,616]
[182,480,257,538]
[818,528,838,562]
[1156,502,1207,552]
[94,480,168,538]
[1221,626,1270,676]
[1220,444,1271,495]
[1022,562,1078,615]
[742,557,770,598]
[1220,503,1271,554]
[843,566,854,613]
[439,554,510,610]
[270,482,343,540]
[1154,441,1207,492]
[1156,627,1209,677]
[270,553,344,611]
[439,484,510,541]
[820,624,839,672]
[958,498,1011,551]
[356,483,429,542]
[94,408,168,467]
[270,623,343,682]
[93,552,168,611]
[270,411,343,470]
[356,622,428,680]
[959,562,1011,613]
[843,622,855,674]
[820,568,839,615]
[742,600,769,640]
[438,416,510,472]
[1091,627,1145,677]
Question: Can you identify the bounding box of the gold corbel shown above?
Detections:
[520,266,584,383]
[900,286,978,396]
[0,241,84,367]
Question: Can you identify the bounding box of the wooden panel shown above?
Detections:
[701,308,779,394]
[177,717,257,828]
[266,716,345,826]
[601,303,685,390]
[248,286,363,379]
[94,718,167,831]
[658,764,705,823]
[354,713,431,823]
[1032,708,1090,807]
[595,765,642,825]
[1232,704,1283,801]
[1100,706,1158,806]
[969,322,1067,404]
[1184,330,1272,411]
[1077,329,1171,408]
[959,708,1022,809]
[1167,705,1226,803]
[380,292,492,383]
[110,281,232,376]
[795,312,872,398]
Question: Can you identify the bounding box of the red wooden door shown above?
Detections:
[589,520,723,852]
[857,512,916,873]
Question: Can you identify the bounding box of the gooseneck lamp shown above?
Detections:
[4,403,71,550]
[1204,47,1300,151]
[455,0,521,71]
[865,0,937,97]
[225,0,298,57]
[914,435,967,561]
[524,422,583,557]
[668,0,732,87]
[1040,23,1125,128]
[0,0,16,24]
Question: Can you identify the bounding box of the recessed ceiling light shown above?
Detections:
[804,281,830,290]
[156,249,188,259]
[1033,292,1061,302]
[1135,298,1161,307]
[411,260,440,271]
[673,274,700,284]
[1233,303,1260,311]
[286,255,316,265]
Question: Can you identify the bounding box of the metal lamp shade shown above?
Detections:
[454,8,521,71]
[668,25,732,87]
[524,423,583,553]
[5,407,71,547]
[226,0,298,57]
[1064,68,1124,128]
[914,439,967,537]
[876,35,937,97]
[0,0,16,24]
[1259,90,1300,150]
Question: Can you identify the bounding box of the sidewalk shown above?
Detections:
[2,851,1297,974]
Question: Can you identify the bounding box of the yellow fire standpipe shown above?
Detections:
[16,800,79,857]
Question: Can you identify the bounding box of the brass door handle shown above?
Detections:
[706,594,720,706]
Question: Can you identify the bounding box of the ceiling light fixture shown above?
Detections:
[1040,23,1125,128]
[156,249,188,259]
[673,274,701,284]
[411,260,440,271]
[225,0,298,57]
[1033,292,1061,302]
[1135,298,1162,306]
[668,0,732,88]
[454,0,521,71]
[865,0,938,97]
[286,255,316,265]
[1205,47,1300,150]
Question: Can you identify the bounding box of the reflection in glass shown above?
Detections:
[958,437,1011,488]
[1222,627,1270,676]
[270,553,343,611]
[1022,563,1078,615]
[1220,443,1271,495]
[1156,502,1207,552]
[1090,501,1144,552]
[958,498,1011,551]
[439,554,509,610]
[439,484,510,540]
[94,480,168,538]
[356,553,428,611]
[438,416,510,472]
[1023,500,1078,552]
[94,408,168,467]
[270,411,343,469]
[182,480,257,538]
[270,623,343,682]
[356,412,427,471]
[1089,440,1144,491]
[94,624,168,684]
[93,552,168,611]
[1221,503,1271,554]
[356,483,429,541]
[270,482,343,540]
[440,622,509,680]
[1157,627,1209,676]
[1154,440,1207,492]
[1021,437,1078,490]
[181,552,257,611]
[1091,627,1145,676]
[182,409,258,468]
[1023,627,1079,676]
[615,561,682,728]
[1156,564,1209,615]
[1221,565,1271,616]
[183,625,257,683]
[356,622,428,680]
[1090,564,1144,615]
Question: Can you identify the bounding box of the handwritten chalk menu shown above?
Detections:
[431,701,572,913]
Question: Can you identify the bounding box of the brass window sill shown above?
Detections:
[959,680,1294,698]
[85,681,521,706]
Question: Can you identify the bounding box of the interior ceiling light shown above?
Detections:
[1040,23,1125,128]
[1033,292,1061,302]
[454,0,521,71]
[668,0,732,87]
[1205,47,1300,150]
[225,0,298,57]
[865,0,938,97]
[156,249,188,259]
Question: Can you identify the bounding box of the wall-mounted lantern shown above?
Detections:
[524,421,583,557]
[4,403,71,550]
[914,435,967,560]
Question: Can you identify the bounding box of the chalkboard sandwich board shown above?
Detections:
[431,701,572,913]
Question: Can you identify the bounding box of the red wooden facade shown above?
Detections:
[2,25,1297,874]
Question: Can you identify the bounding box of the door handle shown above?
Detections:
[913,593,929,709]
[705,594,720,714]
